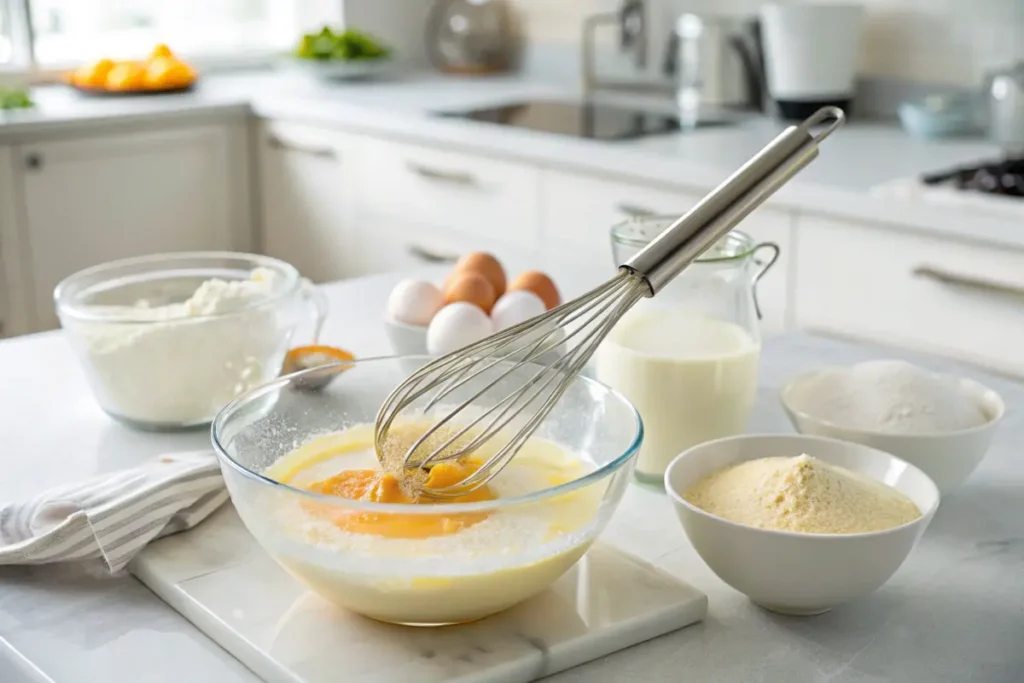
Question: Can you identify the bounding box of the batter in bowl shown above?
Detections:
[259,422,606,625]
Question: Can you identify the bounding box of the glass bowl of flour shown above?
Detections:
[55,252,324,431]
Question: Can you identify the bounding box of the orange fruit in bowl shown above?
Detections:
[144,57,195,89]
[71,58,115,88]
[150,43,174,60]
[105,61,147,91]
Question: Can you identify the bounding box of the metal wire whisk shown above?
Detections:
[375,107,846,497]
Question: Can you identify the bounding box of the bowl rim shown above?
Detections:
[664,433,941,540]
[53,251,301,324]
[382,313,428,332]
[211,354,644,514]
[779,366,1006,439]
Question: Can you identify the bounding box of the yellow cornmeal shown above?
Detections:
[683,454,921,534]
[374,419,496,494]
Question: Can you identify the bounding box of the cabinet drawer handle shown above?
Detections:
[407,244,460,264]
[267,135,337,159]
[24,153,43,170]
[406,161,476,186]
[913,265,1024,299]
[616,202,657,218]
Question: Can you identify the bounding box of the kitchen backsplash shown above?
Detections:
[508,0,1024,88]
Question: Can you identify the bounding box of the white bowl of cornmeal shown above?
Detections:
[664,434,940,616]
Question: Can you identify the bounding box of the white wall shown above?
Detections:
[507,0,618,43]
[341,0,432,66]
[507,0,1024,87]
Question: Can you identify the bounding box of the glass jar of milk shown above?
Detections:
[596,217,780,484]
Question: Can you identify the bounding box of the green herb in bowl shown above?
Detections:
[0,88,33,110]
[293,27,389,61]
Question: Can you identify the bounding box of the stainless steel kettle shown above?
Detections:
[988,62,1024,150]
[426,0,516,75]
[664,13,764,117]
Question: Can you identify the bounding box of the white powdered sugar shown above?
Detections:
[788,360,988,434]
[76,268,291,426]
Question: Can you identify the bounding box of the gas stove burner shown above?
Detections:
[921,157,1024,198]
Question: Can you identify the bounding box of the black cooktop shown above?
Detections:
[922,156,1024,198]
[437,100,727,141]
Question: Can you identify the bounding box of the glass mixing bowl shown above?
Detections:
[212,356,643,626]
[55,252,325,431]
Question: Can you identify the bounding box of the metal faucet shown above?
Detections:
[619,0,647,70]
[582,0,671,96]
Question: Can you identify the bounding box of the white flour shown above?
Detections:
[788,360,988,434]
[77,268,291,426]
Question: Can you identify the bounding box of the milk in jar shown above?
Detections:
[596,309,760,479]
[603,219,778,482]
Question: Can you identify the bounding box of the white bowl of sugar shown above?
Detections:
[779,360,1004,494]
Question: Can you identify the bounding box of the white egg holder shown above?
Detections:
[384,314,566,366]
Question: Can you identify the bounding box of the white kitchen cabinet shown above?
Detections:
[257,121,360,284]
[539,169,795,336]
[0,145,30,338]
[356,137,542,250]
[794,215,1024,377]
[540,169,703,259]
[353,214,539,278]
[17,124,249,331]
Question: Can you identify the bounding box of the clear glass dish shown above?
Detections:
[212,356,643,626]
[55,252,324,431]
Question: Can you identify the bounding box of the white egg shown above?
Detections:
[387,279,443,326]
[491,290,547,331]
[427,302,494,355]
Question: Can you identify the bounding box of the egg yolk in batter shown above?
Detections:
[304,459,496,539]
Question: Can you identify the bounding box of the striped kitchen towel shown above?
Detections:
[0,451,227,573]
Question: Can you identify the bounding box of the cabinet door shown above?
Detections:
[354,214,539,279]
[19,126,239,330]
[0,146,27,338]
[356,137,541,249]
[794,215,1024,376]
[540,169,702,260]
[258,121,357,284]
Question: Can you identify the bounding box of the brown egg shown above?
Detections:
[509,271,560,310]
[444,271,497,313]
[452,252,506,298]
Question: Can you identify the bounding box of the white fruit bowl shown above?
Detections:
[664,434,939,616]
[780,369,1004,494]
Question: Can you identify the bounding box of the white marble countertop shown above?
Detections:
[1,71,1021,250]
[1,269,1022,683]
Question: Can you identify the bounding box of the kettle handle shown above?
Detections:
[662,28,680,77]
[728,32,765,112]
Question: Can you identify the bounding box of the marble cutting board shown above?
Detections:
[130,506,707,683]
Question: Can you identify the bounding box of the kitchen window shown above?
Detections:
[0,0,322,71]
[0,7,11,64]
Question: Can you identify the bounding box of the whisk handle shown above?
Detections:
[622,106,845,295]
